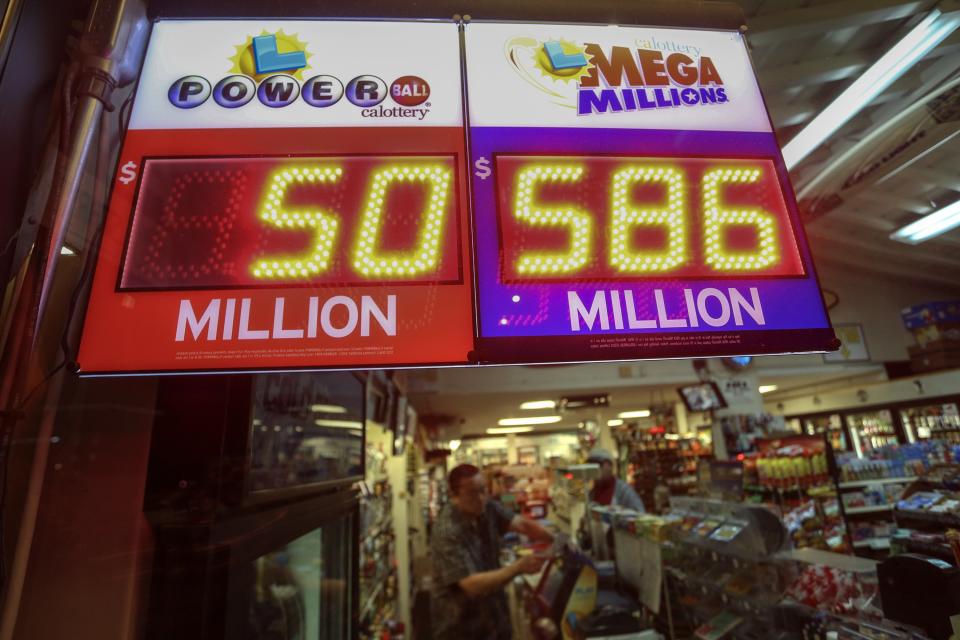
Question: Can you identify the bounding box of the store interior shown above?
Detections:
[348,268,960,640]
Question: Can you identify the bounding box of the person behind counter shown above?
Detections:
[587,448,646,512]
[431,463,554,640]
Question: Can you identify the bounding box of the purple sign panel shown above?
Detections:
[464,23,835,363]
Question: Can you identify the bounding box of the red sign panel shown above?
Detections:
[77,128,475,373]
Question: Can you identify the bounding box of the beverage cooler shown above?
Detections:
[798,413,850,452]
[790,394,960,458]
[899,401,960,443]
[847,409,900,456]
[142,371,365,639]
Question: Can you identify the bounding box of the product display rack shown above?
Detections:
[657,499,792,639]
[618,427,712,508]
[615,497,916,640]
[359,477,398,639]
[891,462,960,567]
[827,437,960,560]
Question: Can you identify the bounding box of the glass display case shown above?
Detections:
[142,372,364,639]
[247,514,357,640]
[249,373,365,495]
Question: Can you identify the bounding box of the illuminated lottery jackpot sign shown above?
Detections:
[78,19,835,374]
[464,22,834,363]
[78,21,474,373]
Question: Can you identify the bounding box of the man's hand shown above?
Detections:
[510,515,555,544]
[459,555,547,598]
[512,553,547,576]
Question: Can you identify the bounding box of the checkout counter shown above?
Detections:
[514,541,660,640]
[513,463,661,640]
[515,491,960,640]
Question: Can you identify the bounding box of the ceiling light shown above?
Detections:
[487,426,535,434]
[314,419,362,429]
[782,9,960,169]
[497,416,562,426]
[449,439,461,451]
[311,404,347,414]
[618,410,651,419]
[520,400,556,410]
[759,385,779,394]
[890,199,960,244]
[607,419,624,427]
[60,245,76,256]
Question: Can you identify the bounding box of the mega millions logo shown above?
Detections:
[505,36,729,116]
[167,30,432,119]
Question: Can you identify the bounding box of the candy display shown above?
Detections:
[784,499,847,552]
[784,565,877,615]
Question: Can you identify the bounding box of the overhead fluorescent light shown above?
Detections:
[618,410,651,419]
[759,385,779,394]
[311,404,347,414]
[60,245,77,256]
[607,419,624,427]
[497,415,562,426]
[520,400,557,410]
[487,426,535,434]
[890,198,960,244]
[314,419,362,429]
[782,9,960,169]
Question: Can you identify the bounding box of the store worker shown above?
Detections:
[431,463,554,640]
[587,447,646,512]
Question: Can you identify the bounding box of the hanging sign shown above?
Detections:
[78,17,836,374]
[463,22,835,363]
[78,20,475,373]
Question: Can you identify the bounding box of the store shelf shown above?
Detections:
[838,476,917,489]
[894,509,960,527]
[776,548,877,573]
[844,505,893,515]
[852,537,891,550]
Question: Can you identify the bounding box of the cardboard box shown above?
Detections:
[912,323,960,347]
[902,300,960,329]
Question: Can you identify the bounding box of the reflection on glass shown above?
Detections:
[250,373,364,492]
[247,518,353,639]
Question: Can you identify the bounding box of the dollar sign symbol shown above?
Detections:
[118,161,138,185]
[474,157,491,180]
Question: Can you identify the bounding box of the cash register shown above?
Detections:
[879,553,960,640]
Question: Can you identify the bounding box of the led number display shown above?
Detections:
[121,155,461,290]
[495,155,803,283]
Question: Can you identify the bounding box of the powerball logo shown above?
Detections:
[167,30,432,119]
[505,36,729,116]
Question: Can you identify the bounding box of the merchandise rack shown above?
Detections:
[891,462,960,567]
